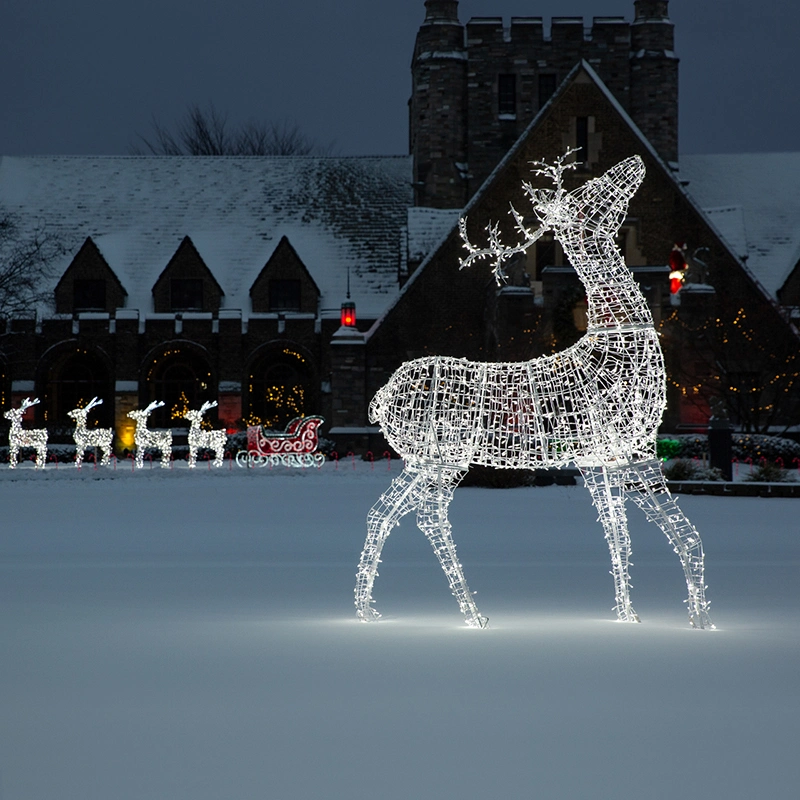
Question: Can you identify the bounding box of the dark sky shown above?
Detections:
[2,0,797,157]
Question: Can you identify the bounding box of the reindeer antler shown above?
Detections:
[144,400,165,413]
[20,397,41,410]
[200,400,218,413]
[459,148,582,284]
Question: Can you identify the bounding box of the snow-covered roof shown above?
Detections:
[406,207,462,263]
[0,155,413,319]
[679,153,800,299]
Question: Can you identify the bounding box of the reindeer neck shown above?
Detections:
[568,250,653,332]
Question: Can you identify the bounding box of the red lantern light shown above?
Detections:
[340,301,356,328]
[669,242,687,295]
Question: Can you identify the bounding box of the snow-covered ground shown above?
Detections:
[1,461,798,799]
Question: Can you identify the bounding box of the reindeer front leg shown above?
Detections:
[627,460,714,629]
[581,465,640,623]
[415,465,487,628]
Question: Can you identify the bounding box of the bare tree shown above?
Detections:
[132,104,332,156]
[0,212,63,317]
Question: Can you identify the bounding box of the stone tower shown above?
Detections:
[409,0,679,207]
[409,0,468,208]
[630,0,679,163]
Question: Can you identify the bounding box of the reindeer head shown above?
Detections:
[184,400,217,423]
[4,397,40,421]
[127,400,164,422]
[68,397,103,421]
[460,152,645,284]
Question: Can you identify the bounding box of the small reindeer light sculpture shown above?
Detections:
[184,400,227,468]
[68,397,113,467]
[355,153,713,630]
[4,397,48,469]
[127,401,172,468]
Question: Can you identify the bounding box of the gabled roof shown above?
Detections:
[0,155,413,318]
[250,234,321,297]
[154,235,225,296]
[368,59,673,337]
[679,152,800,299]
[53,235,128,298]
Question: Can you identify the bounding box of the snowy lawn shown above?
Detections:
[1,462,798,799]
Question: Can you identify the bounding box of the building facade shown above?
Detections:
[1,0,799,459]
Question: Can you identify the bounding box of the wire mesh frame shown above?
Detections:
[355,154,713,630]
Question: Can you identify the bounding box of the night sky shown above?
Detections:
[2,0,797,157]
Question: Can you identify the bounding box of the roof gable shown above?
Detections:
[53,235,127,314]
[250,235,321,314]
[152,235,224,313]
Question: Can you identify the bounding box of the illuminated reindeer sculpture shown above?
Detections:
[355,154,713,630]
[184,400,227,468]
[127,401,172,468]
[4,397,48,468]
[68,397,113,467]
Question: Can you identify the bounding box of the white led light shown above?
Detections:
[356,154,714,630]
[127,400,173,468]
[4,397,48,469]
[68,397,113,467]
[184,400,227,468]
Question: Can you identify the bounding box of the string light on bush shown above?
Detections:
[355,153,714,630]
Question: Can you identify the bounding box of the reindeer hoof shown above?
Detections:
[356,607,381,622]
[466,615,489,629]
[689,609,715,630]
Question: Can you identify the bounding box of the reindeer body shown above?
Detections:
[184,401,227,468]
[375,328,664,470]
[68,398,113,467]
[128,402,173,468]
[4,397,48,468]
[356,155,713,630]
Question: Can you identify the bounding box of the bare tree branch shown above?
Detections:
[131,104,334,156]
[0,212,64,317]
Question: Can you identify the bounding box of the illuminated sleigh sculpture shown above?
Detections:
[355,153,714,630]
[236,416,325,468]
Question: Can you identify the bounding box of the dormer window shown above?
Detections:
[170,278,203,311]
[269,279,301,312]
[73,279,106,311]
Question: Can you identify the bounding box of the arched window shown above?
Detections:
[246,347,315,430]
[43,348,112,433]
[145,346,215,428]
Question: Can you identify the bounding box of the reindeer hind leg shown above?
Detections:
[581,465,640,623]
[628,460,714,629]
[415,465,487,628]
[355,467,426,621]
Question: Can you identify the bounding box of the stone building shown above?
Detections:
[411,0,678,208]
[1,0,799,457]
